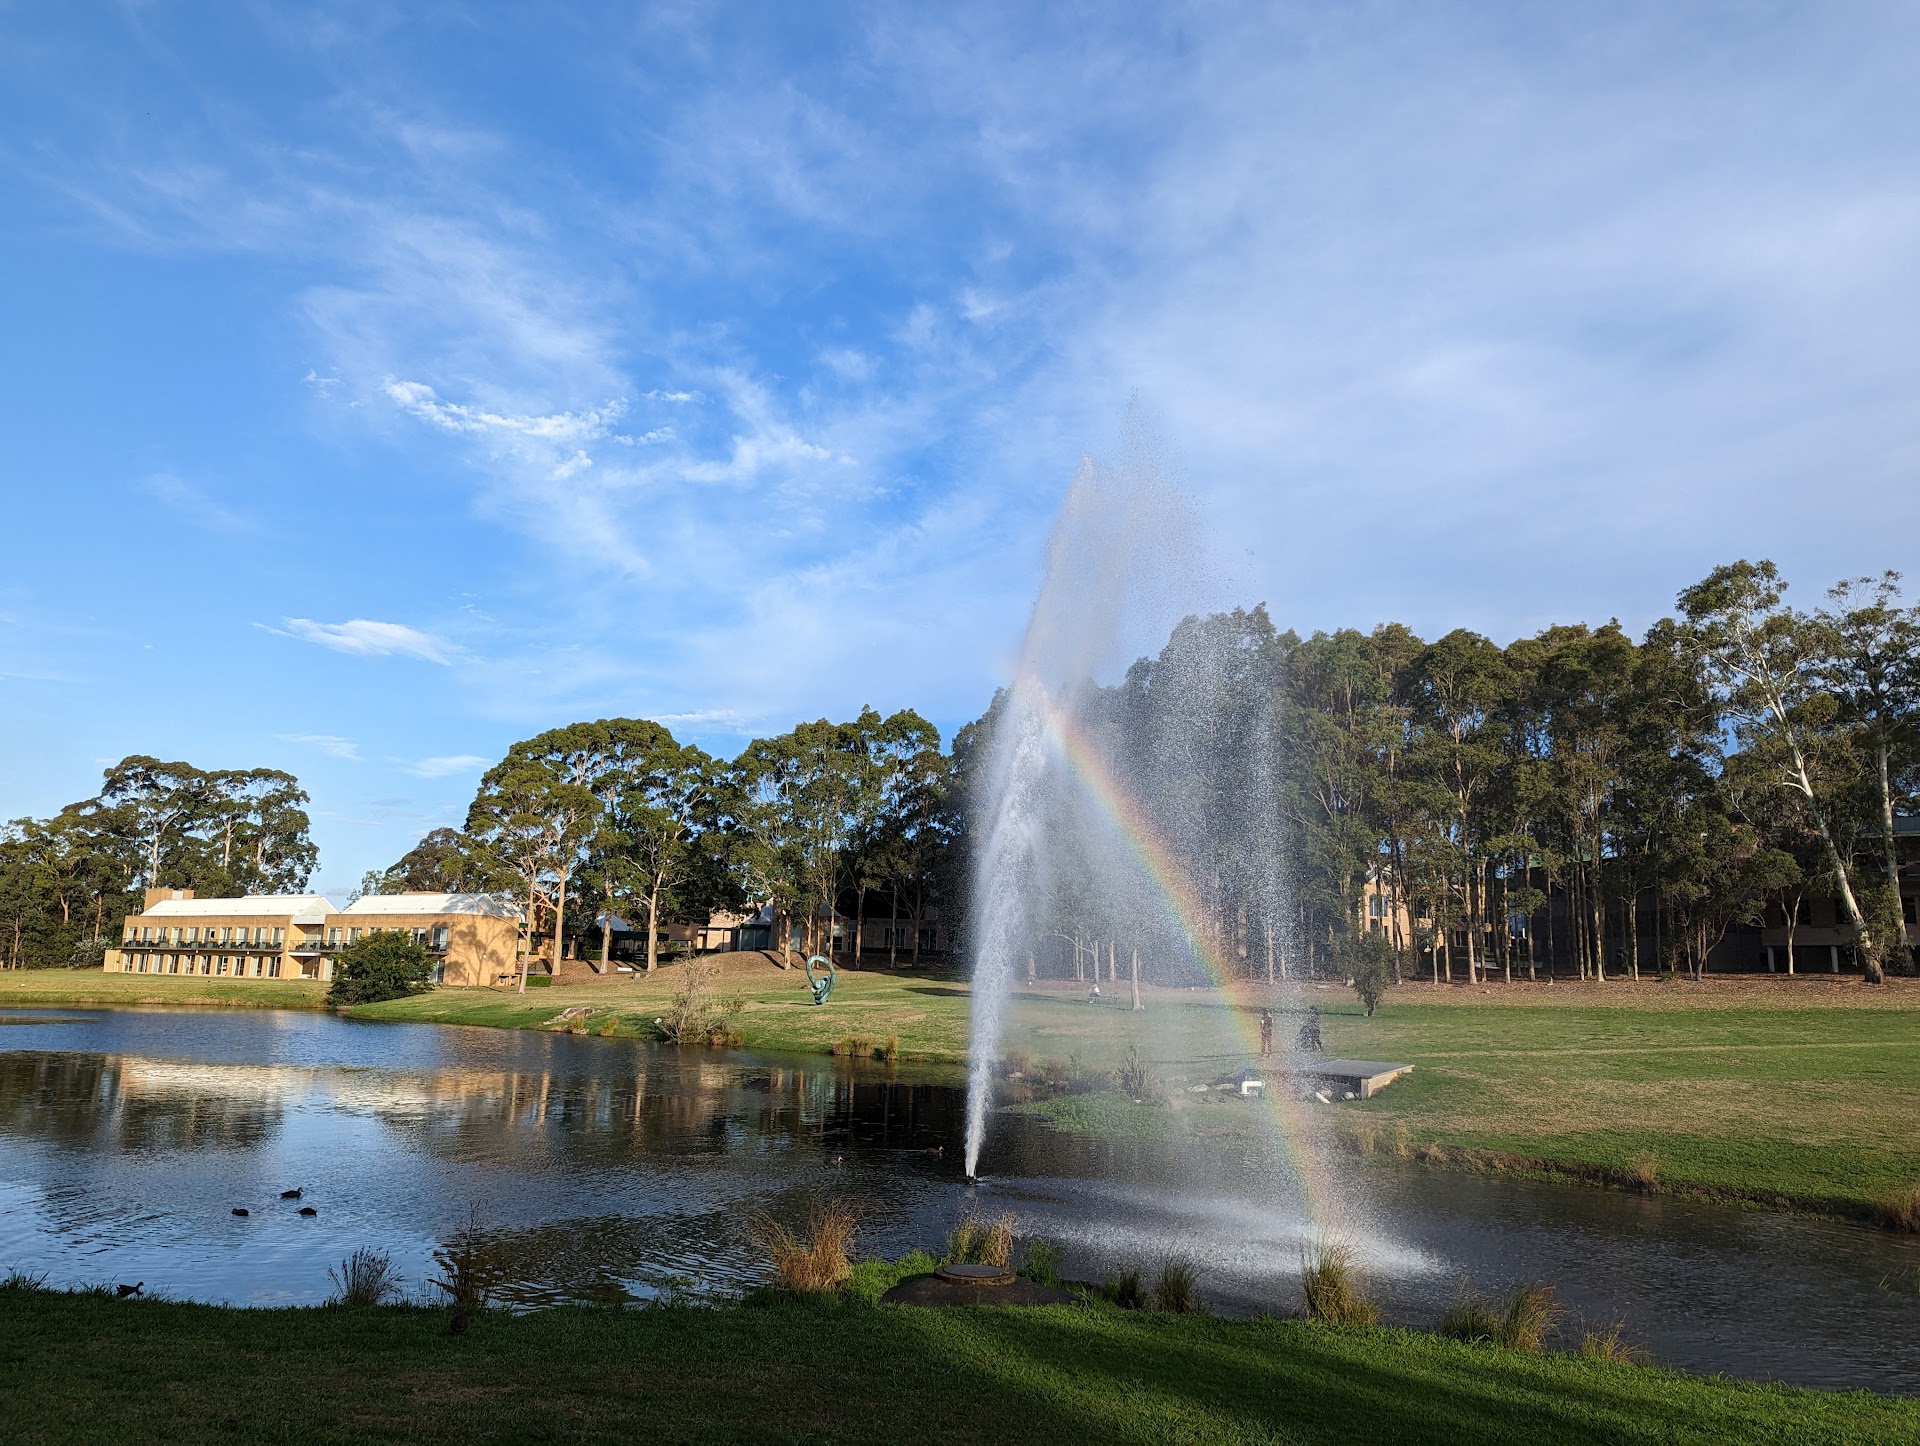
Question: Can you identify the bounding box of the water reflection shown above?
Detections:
[1,1007,1916,1395]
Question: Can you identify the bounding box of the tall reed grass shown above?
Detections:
[1298,1241,1377,1326]
[1438,1279,1562,1350]
[946,1212,1014,1268]
[1153,1255,1200,1314]
[328,1247,401,1307]
[748,1200,858,1293]
[1877,1182,1920,1232]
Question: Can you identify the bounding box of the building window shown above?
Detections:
[349,928,362,943]
[431,926,448,951]
[272,928,285,945]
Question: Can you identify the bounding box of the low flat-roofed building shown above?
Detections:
[340,892,521,987]
[108,887,339,981]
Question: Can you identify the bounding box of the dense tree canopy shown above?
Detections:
[8,559,1916,989]
[0,758,317,970]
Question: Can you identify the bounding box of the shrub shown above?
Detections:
[1020,1238,1063,1288]
[431,1215,495,1312]
[327,933,433,1007]
[1338,930,1398,1017]
[328,1247,401,1307]
[748,1200,857,1293]
[1299,1241,1377,1325]
[1102,1268,1146,1309]
[946,1212,1014,1268]
[68,938,110,970]
[1001,1048,1031,1079]
[1117,1044,1152,1099]
[660,960,744,1045]
[1153,1255,1200,1314]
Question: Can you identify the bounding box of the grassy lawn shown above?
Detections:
[0,970,329,1011]
[1006,982,1920,1222]
[2,1288,1912,1445]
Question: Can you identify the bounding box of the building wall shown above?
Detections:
[342,914,519,987]
[108,910,319,980]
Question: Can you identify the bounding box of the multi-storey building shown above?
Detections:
[106,888,521,986]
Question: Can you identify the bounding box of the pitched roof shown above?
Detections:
[143,895,337,925]
[342,892,521,919]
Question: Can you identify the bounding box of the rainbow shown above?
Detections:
[1037,700,1343,1231]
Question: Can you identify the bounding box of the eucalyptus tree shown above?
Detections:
[1679,561,1886,981]
[76,756,212,890]
[1404,630,1513,983]
[464,730,603,988]
[376,828,482,893]
[1813,572,1920,969]
[578,720,719,974]
[204,769,318,894]
[727,712,873,961]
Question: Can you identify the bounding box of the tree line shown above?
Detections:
[999,560,1920,989]
[0,758,315,969]
[5,558,1914,985]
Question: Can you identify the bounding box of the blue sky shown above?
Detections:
[4,3,1919,896]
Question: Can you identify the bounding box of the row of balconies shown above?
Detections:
[121,933,448,955]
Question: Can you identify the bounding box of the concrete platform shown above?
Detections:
[1291,1057,1414,1099]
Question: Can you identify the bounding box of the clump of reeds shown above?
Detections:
[1117,1044,1151,1099]
[1391,1123,1412,1159]
[1298,1241,1377,1326]
[748,1200,857,1293]
[1579,1320,1651,1365]
[1153,1255,1200,1314]
[329,1247,402,1307]
[1,1267,50,1293]
[1437,1279,1562,1350]
[1877,1182,1920,1232]
[1102,1268,1146,1309]
[1020,1238,1063,1288]
[1417,1142,1449,1166]
[431,1214,495,1312]
[830,1034,895,1060]
[1630,1151,1661,1192]
[946,1211,1014,1268]
[1348,1122,1379,1156]
[1000,1048,1031,1079]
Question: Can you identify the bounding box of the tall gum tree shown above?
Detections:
[1679,561,1886,983]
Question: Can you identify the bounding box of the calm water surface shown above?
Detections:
[2,1006,1915,1394]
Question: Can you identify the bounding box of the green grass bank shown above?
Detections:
[2,1288,1913,1445]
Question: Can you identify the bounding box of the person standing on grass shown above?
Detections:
[1297,1006,1323,1053]
[1258,1009,1274,1057]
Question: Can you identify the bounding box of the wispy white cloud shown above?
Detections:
[275,733,362,760]
[265,618,460,665]
[136,471,252,532]
[406,754,492,778]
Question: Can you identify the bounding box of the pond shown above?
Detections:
[2,1006,1916,1395]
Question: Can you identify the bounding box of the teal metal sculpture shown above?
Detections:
[805,953,836,1006]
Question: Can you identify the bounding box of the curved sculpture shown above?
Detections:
[805,953,837,1006]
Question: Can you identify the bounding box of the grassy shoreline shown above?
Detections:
[7,966,1918,1229]
[1,1287,1912,1444]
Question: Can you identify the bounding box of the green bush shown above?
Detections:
[327,932,434,1007]
[1337,930,1398,1017]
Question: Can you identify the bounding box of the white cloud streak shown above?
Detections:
[407,754,492,778]
[275,733,362,760]
[270,618,460,665]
